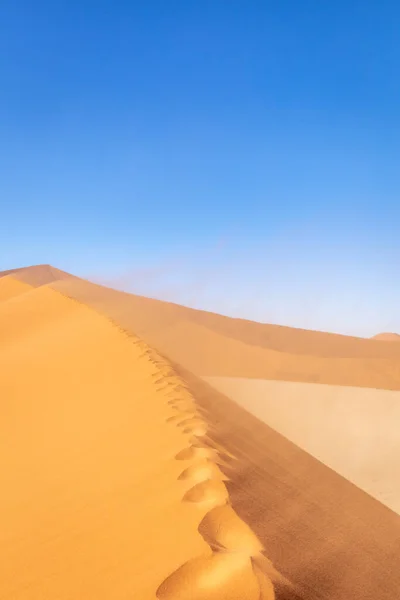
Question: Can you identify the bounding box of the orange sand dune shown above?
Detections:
[2,264,400,599]
[0,280,278,599]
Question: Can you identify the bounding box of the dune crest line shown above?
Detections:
[48,285,279,598]
[155,364,280,599]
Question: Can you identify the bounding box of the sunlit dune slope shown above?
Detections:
[0,283,279,599]
[0,274,33,302]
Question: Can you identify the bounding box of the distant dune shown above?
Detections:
[371,332,400,341]
[1,264,400,599]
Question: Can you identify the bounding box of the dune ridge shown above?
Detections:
[56,289,286,598]
[156,365,283,600]
[0,277,284,599]
[0,284,209,598]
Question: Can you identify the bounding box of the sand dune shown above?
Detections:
[372,332,400,342]
[0,277,279,599]
[2,264,400,598]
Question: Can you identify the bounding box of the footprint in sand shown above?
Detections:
[183,423,208,437]
[175,445,218,461]
[198,504,263,554]
[177,417,205,428]
[166,415,186,424]
[156,551,274,600]
[183,479,229,508]
[178,459,226,485]
[167,400,196,410]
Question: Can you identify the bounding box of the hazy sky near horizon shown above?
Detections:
[1,1,399,337]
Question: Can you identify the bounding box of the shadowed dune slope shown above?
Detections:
[205,377,400,514]
[175,367,400,600]
[0,264,72,286]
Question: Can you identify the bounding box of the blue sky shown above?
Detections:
[1,1,399,336]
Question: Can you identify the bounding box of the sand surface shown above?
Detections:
[2,264,400,599]
[0,275,277,599]
[205,377,400,514]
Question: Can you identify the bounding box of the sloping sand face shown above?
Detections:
[0,274,33,302]
[180,370,400,600]
[0,287,213,599]
[0,284,277,599]
[205,377,400,514]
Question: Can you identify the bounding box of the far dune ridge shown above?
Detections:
[371,332,400,341]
